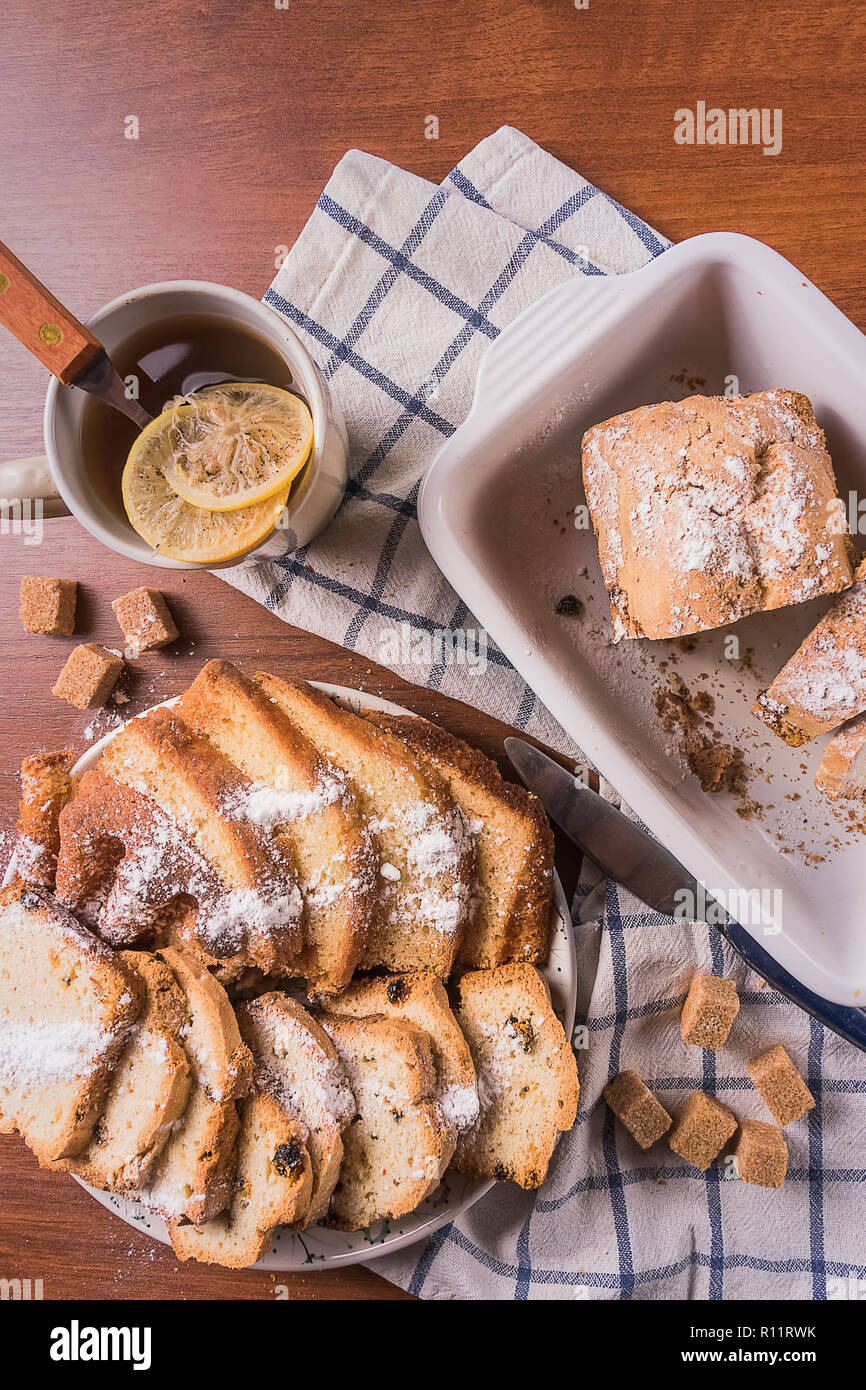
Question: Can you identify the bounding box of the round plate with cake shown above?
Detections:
[4,675,577,1271]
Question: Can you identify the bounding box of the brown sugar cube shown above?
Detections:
[52,644,124,710]
[19,576,77,636]
[733,1119,788,1188]
[112,587,178,656]
[668,1090,737,1171]
[603,1070,672,1149]
[680,973,740,1050]
[747,1044,815,1126]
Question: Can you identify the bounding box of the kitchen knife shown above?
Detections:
[505,736,866,1052]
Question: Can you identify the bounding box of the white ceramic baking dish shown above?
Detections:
[419,232,866,1006]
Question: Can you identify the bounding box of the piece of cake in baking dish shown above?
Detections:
[581,390,854,641]
[754,559,866,745]
[815,711,866,799]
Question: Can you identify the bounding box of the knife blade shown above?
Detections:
[505,736,866,1052]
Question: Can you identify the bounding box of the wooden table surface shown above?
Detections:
[1,0,864,1301]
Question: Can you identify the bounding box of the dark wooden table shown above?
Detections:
[1,0,864,1301]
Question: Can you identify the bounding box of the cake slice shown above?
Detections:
[97,707,304,977]
[365,713,553,967]
[14,749,77,888]
[0,883,142,1164]
[321,1014,456,1230]
[754,559,866,745]
[453,964,579,1188]
[58,951,191,1191]
[815,711,866,799]
[323,972,479,1133]
[138,947,252,1225]
[170,1091,313,1268]
[582,390,854,642]
[56,768,222,949]
[177,660,375,995]
[255,674,473,977]
[237,992,355,1226]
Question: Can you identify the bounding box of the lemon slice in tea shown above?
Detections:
[122,432,290,564]
[137,382,313,513]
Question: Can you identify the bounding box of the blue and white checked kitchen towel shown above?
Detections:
[223,127,866,1299]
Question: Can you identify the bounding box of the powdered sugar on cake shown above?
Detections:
[582,390,854,641]
[0,1018,118,1087]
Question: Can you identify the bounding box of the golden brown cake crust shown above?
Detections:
[14,749,77,888]
[582,390,854,642]
[815,711,866,799]
[754,559,866,745]
[364,713,553,968]
[177,660,375,995]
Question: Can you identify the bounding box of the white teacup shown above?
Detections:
[41,281,347,569]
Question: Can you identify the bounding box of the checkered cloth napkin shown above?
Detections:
[223,128,866,1300]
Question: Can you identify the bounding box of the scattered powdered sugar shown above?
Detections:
[221,767,348,831]
[765,580,866,720]
[438,1082,480,1132]
[70,782,303,964]
[253,1008,356,1133]
[370,801,473,937]
[0,1018,116,1087]
[200,882,303,956]
[471,1013,545,1118]
[9,833,51,881]
[84,709,124,742]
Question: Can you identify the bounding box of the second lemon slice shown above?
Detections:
[145,382,313,512]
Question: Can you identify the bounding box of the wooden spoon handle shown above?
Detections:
[0,240,104,384]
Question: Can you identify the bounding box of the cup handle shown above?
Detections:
[0,454,71,518]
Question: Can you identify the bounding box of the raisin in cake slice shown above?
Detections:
[237,992,355,1226]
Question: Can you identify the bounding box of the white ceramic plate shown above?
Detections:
[419,232,866,1007]
[57,683,577,1270]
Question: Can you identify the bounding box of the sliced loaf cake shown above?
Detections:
[59,950,191,1190]
[177,661,375,995]
[255,674,474,977]
[321,1013,456,1230]
[138,947,252,1225]
[453,964,578,1189]
[170,1091,313,1268]
[237,992,356,1226]
[366,713,554,967]
[0,883,142,1164]
[324,971,478,1133]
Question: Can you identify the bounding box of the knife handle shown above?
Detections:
[0,240,103,384]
